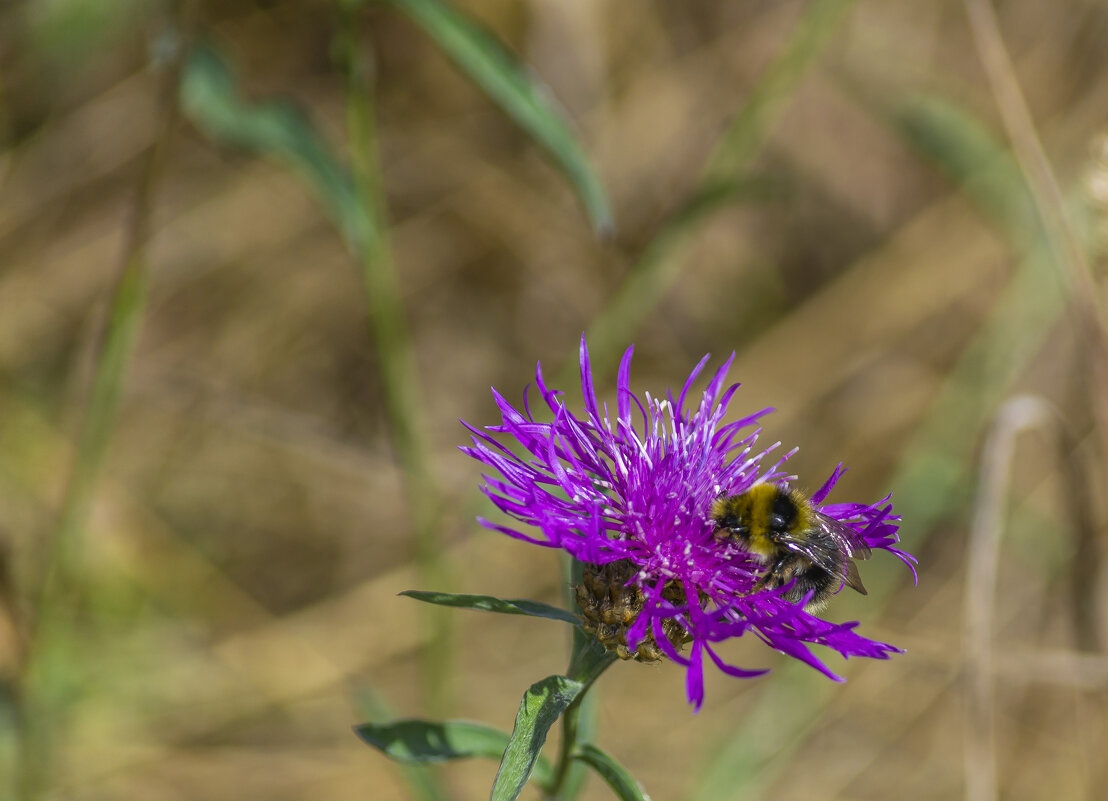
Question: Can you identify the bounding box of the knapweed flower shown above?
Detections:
[461,336,915,709]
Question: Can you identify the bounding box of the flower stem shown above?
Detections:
[548,693,587,801]
[547,634,617,800]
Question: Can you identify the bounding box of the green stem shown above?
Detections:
[548,694,587,800]
[552,556,596,800]
[342,18,451,715]
[546,636,617,800]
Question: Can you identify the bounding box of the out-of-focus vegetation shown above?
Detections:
[1,1,1106,799]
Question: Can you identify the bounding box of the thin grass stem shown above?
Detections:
[702,0,855,179]
[963,395,1101,801]
[15,6,194,797]
[963,397,1052,801]
[342,18,452,715]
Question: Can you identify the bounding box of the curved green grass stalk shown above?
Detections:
[15,262,153,801]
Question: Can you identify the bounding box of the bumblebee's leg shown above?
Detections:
[746,565,777,594]
[748,556,794,595]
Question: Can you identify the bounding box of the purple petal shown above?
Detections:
[616,345,635,426]
[686,641,705,711]
[676,353,712,418]
[810,463,846,504]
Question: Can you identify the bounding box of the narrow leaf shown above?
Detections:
[354,719,554,787]
[573,743,651,801]
[401,590,582,626]
[384,0,613,235]
[179,41,372,251]
[490,675,585,801]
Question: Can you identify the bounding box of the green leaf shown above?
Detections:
[573,743,651,801]
[490,675,585,801]
[383,0,613,235]
[353,689,452,801]
[354,719,554,787]
[179,41,373,252]
[400,590,582,626]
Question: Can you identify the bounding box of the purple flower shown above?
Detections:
[461,336,915,710]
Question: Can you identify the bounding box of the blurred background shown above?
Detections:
[1,0,1107,799]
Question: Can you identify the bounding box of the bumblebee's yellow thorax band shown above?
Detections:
[711,484,815,559]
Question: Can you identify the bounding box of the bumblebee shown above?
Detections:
[711,483,870,612]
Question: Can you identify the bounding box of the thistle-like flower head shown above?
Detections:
[461,336,915,709]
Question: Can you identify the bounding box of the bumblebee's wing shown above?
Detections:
[774,533,846,580]
[811,511,872,560]
[843,558,868,595]
[776,513,871,593]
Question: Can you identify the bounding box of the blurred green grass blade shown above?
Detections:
[382,0,613,235]
[342,21,454,712]
[577,0,854,382]
[491,675,585,801]
[19,253,146,788]
[354,719,555,787]
[559,685,597,801]
[571,744,650,801]
[705,0,856,178]
[19,34,183,795]
[893,94,1041,247]
[577,177,780,381]
[400,590,582,626]
[180,41,373,252]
